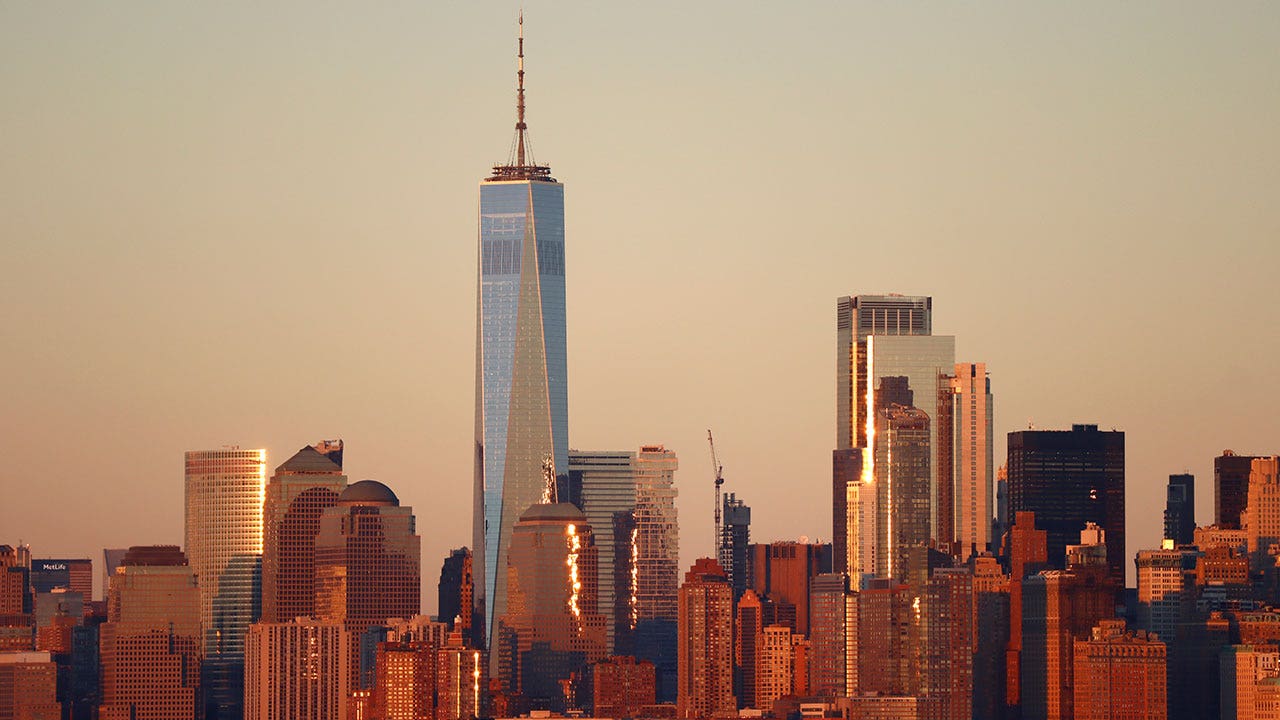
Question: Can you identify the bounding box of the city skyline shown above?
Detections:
[4,3,1280,604]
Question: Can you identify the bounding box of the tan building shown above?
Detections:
[0,545,33,652]
[756,624,793,710]
[1135,547,1197,644]
[1244,457,1280,570]
[244,618,348,720]
[261,441,347,623]
[1072,619,1166,720]
[372,640,434,720]
[1221,645,1280,720]
[0,651,61,719]
[948,363,994,561]
[100,546,201,720]
[677,558,734,719]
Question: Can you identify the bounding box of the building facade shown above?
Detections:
[184,447,267,719]
[474,17,570,656]
[568,449,637,652]
[949,363,994,561]
[1163,473,1195,546]
[244,618,348,720]
[1072,620,1166,720]
[721,494,751,603]
[1007,425,1126,588]
[1217,450,1261,529]
[0,651,61,720]
[677,558,735,719]
[261,441,347,624]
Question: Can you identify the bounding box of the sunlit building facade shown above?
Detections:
[100,546,201,720]
[0,651,61,720]
[474,20,569,658]
[677,558,735,719]
[632,446,680,701]
[261,441,347,623]
[949,363,994,560]
[874,402,932,582]
[568,449,638,652]
[244,618,348,720]
[184,447,266,720]
[1072,620,1166,720]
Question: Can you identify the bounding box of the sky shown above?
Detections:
[2,2,1278,606]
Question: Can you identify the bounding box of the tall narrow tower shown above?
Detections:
[474,14,569,657]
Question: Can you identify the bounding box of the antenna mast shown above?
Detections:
[516,11,526,167]
[707,430,725,562]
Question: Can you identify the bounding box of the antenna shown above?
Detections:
[516,10,526,167]
[486,12,554,182]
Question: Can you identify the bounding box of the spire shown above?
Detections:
[487,12,554,182]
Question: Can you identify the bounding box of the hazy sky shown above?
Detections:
[3,3,1278,605]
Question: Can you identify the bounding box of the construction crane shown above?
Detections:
[707,429,725,563]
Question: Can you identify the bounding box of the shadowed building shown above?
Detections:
[568,449,638,653]
[1007,424,1125,589]
[474,16,570,657]
[1163,474,1195,546]
[1217,450,1261,529]
[184,447,267,719]
[99,546,201,720]
[261,441,347,624]
[677,558,735,719]
[438,547,480,646]
[1003,511,1047,713]
[921,568,973,720]
[496,502,607,711]
[30,559,92,599]
[314,480,421,691]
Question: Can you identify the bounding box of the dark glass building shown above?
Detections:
[1164,473,1196,546]
[1007,424,1125,588]
[1215,450,1258,529]
[719,493,751,603]
[438,547,480,647]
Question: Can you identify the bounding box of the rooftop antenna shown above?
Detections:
[487,12,553,182]
[516,10,527,167]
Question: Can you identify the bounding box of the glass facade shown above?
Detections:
[474,177,568,659]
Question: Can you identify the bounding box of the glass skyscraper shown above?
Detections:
[474,15,569,660]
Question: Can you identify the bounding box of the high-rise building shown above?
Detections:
[184,447,266,719]
[832,448,873,576]
[1072,619,1166,720]
[0,651,61,719]
[809,573,857,698]
[261,441,347,624]
[755,624,793,711]
[970,556,1009,720]
[736,589,763,709]
[1243,457,1280,572]
[0,545,33,651]
[474,16,570,654]
[1020,567,1113,720]
[102,549,127,600]
[497,501,607,709]
[720,493,751,602]
[438,547,480,646]
[100,546,201,720]
[1003,511,1047,712]
[568,449,638,652]
[748,541,830,636]
[29,559,92,599]
[948,363,994,561]
[371,639,437,720]
[633,445,680,702]
[314,479,420,689]
[591,655,656,718]
[875,401,932,581]
[857,579,918,699]
[1163,474,1196,546]
[1007,424,1126,588]
[436,628,485,720]
[677,558,735,719]
[1217,450,1261,530]
[918,568,973,720]
[1221,645,1280,720]
[1134,547,1197,650]
[244,618,349,720]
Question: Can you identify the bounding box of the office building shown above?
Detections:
[720,493,751,602]
[244,618,348,720]
[1135,547,1197,649]
[496,501,607,709]
[0,651,61,719]
[1,545,33,651]
[756,624,793,711]
[971,556,1009,720]
[632,446,680,702]
[677,558,735,719]
[436,628,485,720]
[102,549,127,598]
[99,546,201,720]
[438,547,480,646]
[1007,424,1125,588]
[1217,450,1261,529]
[1244,457,1280,571]
[1020,567,1113,720]
[857,579,918,698]
[748,541,830,636]
[1163,474,1196,546]
[261,441,347,624]
[1072,619,1166,720]
[184,447,267,719]
[948,363,994,560]
[920,568,973,720]
[315,479,420,688]
[1221,645,1280,720]
[1003,511,1047,711]
[874,400,932,581]
[832,447,874,576]
[474,16,570,654]
[736,589,763,709]
[809,573,856,698]
[29,559,91,598]
[591,655,656,718]
[569,449,638,651]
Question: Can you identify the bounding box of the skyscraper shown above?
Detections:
[184,447,267,720]
[720,493,751,602]
[808,573,857,698]
[568,449,638,651]
[677,558,735,719]
[474,15,570,653]
[748,540,830,636]
[0,652,61,719]
[1163,473,1195,546]
[314,479,421,685]
[244,618,349,720]
[1072,620,1166,720]
[836,294,932,451]
[99,546,201,720]
[949,363,994,560]
[438,547,479,646]
[875,402,932,581]
[632,446,680,702]
[1007,424,1125,588]
[1216,450,1260,529]
[261,441,347,624]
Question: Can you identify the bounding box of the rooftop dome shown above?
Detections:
[340,480,399,506]
[519,502,586,523]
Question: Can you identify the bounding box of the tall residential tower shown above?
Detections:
[474,15,569,652]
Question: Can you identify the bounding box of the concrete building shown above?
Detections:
[0,651,61,719]
[99,546,201,720]
[1020,566,1113,720]
[1003,511,1047,712]
[261,441,347,624]
[438,547,480,647]
[436,628,486,720]
[1072,619,1166,720]
[858,579,918,698]
[677,558,734,719]
[921,568,973,720]
[1221,645,1280,720]
[244,618,348,720]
